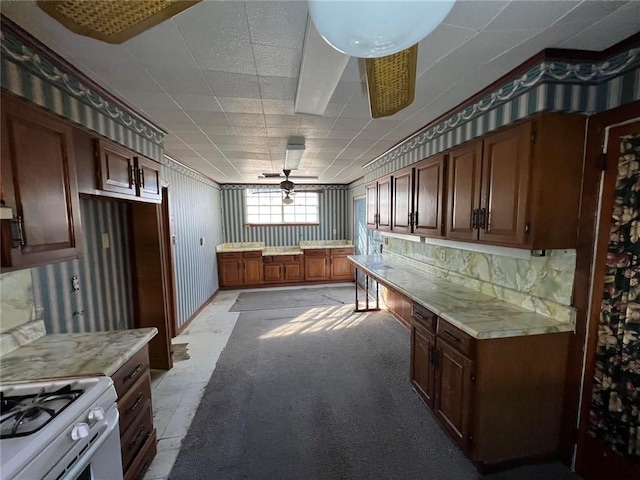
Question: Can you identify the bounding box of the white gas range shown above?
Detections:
[0,376,123,480]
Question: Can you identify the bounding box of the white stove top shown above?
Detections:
[0,376,117,480]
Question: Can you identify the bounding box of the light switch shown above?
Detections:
[101,233,110,249]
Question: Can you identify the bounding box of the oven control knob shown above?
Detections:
[88,407,105,424]
[71,423,90,441]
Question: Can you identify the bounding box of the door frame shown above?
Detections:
[160,185,178,338]
[567,100,640,475]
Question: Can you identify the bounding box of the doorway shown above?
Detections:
[575,103,640,478]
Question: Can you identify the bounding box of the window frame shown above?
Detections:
[245,189,320,226]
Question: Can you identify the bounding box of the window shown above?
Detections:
[246,189,319,225]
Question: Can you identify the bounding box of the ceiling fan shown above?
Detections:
[300,1,457,118]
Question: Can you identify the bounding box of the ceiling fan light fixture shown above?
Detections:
[366,44,418,118]
[283,193,294,205]
[308,0,456,58]
[37,0,201,44]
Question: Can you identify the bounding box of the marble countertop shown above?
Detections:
[262,246,303,256]
[348,255,573,340]
[0,327,158,384]
[217,240,353,254]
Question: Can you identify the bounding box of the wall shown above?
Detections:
[221,185,348,246]
[32,197,133,334]
[164,161,222,329]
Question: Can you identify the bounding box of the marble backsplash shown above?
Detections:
[384,238,576,323]
[0,269,39,333]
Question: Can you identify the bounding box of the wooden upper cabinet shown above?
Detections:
[413,154,446,237]
[97,139,161,203]
[136,156,161,201]
[443,113,586,249]
[98,139,137,196]
[480,122,531,245]
[391,167,413,234]
[365,176,392,231]
[446,141,483,241]
[1,93,83,270]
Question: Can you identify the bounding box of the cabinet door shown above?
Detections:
[284,261,304,282]
[377,176,392,231]
[330,254,353,281]
[479,122,531,245]
[1,95,83,270]
[243,257,263,285]
[446,142,482,241]
[304,256,329,281]
[264,263,283,283]
[220,259,242,287]
[136,156,162,201]
[98,139,137,196]
[414,155,446,237]
[411,325,436,408]
[366,182,378,228]
[391,168,413,233]
[434,340,475,451]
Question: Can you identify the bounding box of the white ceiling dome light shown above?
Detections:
[309,0,456,58]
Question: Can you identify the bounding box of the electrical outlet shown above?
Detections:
[71,276,80,291]
[438,250,446,262]
[101,232,110,249]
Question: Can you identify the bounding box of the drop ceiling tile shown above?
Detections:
[322,103,347,117]
[339,102,373,119]
[146,67,212,96]
[441,30,537,65]
[365,119,402,133]
[241,137,273,147]
[207,135,242,145]
[330,81,367,104]
[218,98,264,114]
[442,0,509,30]
[233,126,268,137]
[182,111,230,127]
[320,138,352,149]
[216,143,254,153]
[125,20,198,69]
[265,115,300,127]
[484,1,577,31]
[246,0,308,48]
[267,127,299,137]
[174,1,251,45]
[189,42,257,75]
[262,99,295,115]
[340,57,366,83]
[416,25,478,75]
[253,44,302,78]
[298,116,338,129]
[258,76,297,100]
[173,94,222,112]
[71,60,156,93]
[227,113,266,127]
[205,71,261,98]
[119,91,178,110]
[332,117,371,132]
[195,125,237,136]
[556,0,628,24]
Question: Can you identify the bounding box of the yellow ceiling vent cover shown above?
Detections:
[365,44,418,119]
[37,0,200,44]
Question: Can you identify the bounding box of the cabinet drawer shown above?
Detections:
[243,250,263,258]
[305,249,329,257]
[112,347,149,399]
[412,303,437,333]
[219,252,242,259]
[330,248,354,256]
[118,372,152,434]
[437,320,474,357]
[123,428,157,480]
[263,255,274,263]
[121,403,154,472]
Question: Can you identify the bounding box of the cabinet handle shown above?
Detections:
[138,168,145,189]
[11,216,25,247]
[125,363,144,383]
[442,330,461,343]
[413,211,418,227]
[478,208,487,230]
[471,209,479,229]
[129,426,148,450]
[128,393,145,413]
[129,165,136,187]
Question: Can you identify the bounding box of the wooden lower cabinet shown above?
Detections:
[329,248,354,281]
[111,345,156,480]
[304,249,330,281]
[217,251,263,287]
[382,286,412,328]
[410,302,569,469]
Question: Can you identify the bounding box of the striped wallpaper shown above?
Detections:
[363,47,640,182]
[164,161,222,329]
[221,186,348,246]
[32,198,133,334]
[0,24,164,162]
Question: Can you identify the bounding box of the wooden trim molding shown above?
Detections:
[177,290,218,335]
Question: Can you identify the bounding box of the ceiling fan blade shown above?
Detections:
[365,44,418,118]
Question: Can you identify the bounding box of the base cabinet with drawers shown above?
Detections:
[111,345,156,480]
[410,302,570,470]
[263,255,304,283]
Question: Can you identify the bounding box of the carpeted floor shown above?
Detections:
[169,286,580,480]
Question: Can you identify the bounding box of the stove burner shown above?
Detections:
[0,385,83,438]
